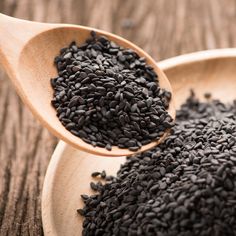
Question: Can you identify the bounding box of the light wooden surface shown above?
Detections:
[42,50,236,236]
[0,13,175,157]
[0,0,236,235]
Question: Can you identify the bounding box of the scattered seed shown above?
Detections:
[91,172,100,177]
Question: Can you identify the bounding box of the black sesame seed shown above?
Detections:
[77,209,85,216]
[91,171,100,177]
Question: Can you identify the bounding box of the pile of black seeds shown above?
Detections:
[78,92,236,236]
[51,31,173,151]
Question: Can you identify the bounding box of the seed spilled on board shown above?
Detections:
[51,31,173,151]
[78,91,236,236]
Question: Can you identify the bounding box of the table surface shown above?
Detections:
[0,0,236,235]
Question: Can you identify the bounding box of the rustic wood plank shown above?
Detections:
[0,0,235,235]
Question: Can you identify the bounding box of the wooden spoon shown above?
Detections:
[0,13,175,156]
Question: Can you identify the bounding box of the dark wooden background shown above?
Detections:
[0,0,235,235]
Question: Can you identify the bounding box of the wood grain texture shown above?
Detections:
[0,0,235,235]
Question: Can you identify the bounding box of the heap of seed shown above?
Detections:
[51,31,173,151]
[78,92,236,236]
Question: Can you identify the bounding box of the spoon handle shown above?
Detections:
[0,14,53,77]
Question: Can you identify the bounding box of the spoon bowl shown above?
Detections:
[0,14,175,156]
